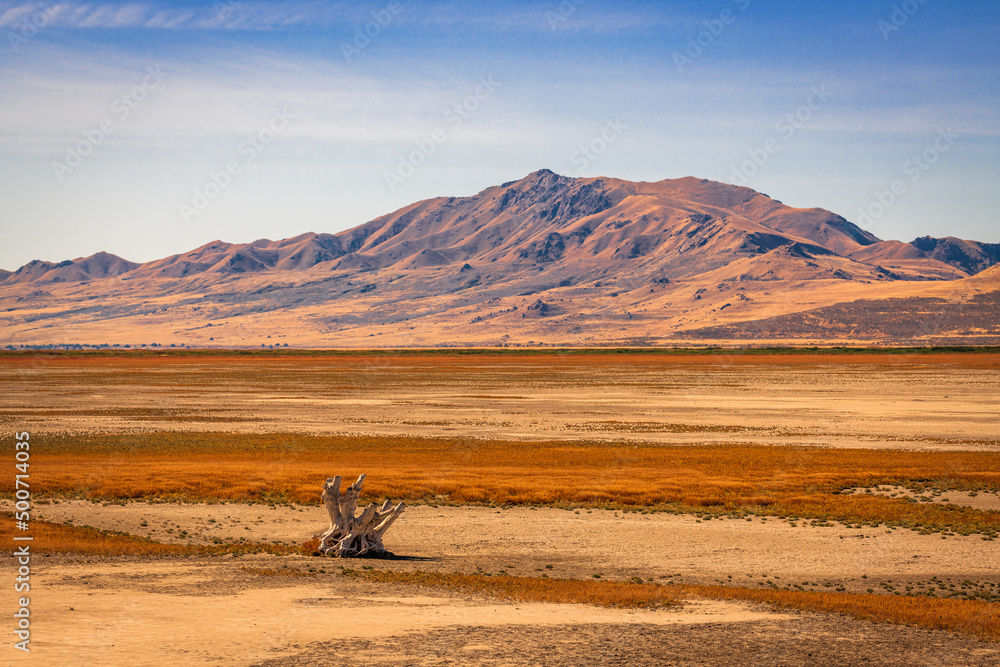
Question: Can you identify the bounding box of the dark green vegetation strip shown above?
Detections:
[2,345,1000,358]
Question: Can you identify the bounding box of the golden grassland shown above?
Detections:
[355,570,1000,642]
[0,514,301,557]
[13,432,1000,535]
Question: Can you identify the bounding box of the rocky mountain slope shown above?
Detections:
[2,170,998,348]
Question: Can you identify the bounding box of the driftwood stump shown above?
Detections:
[318,474,405,557]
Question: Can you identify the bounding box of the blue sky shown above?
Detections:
[1,0,998,270]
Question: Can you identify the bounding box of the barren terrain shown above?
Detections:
[4,352,999,450]
[15,555,999,667]
[3,350,999,665]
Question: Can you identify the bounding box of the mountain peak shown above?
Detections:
[3,172,997,290]
[500,168,565,188]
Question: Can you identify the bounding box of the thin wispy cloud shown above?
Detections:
[0,1,348,30]
[0,0,689,32]
[410,1,687,33]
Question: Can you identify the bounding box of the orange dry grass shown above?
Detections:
[0,514,302,557]
[18,433,1000,534]
[238,566,316,577]
[359,570,1000,642]
[0,514,194,556]
[683,585,1000,642]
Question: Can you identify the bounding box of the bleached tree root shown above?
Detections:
[318,474,405,558]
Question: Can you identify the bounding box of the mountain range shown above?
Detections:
[2,169,999,347]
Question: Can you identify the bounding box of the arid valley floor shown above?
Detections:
[2,350,999,665]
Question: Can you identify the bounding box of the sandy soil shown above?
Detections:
[9,557,804,666]
[14,501,1000,594]
[263,617,1000,667]
[3,354,999,451]
[9,496,1000,664]
[5,540,999,666]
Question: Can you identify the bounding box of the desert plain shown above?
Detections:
[3,349,1000,665]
